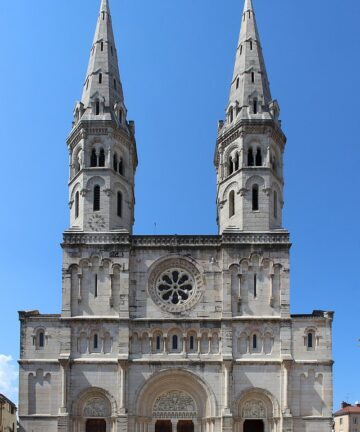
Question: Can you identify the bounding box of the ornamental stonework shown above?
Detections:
[153,391,197,419]
[242,400,266,419]
[83,398,110,417]
[148,258,203,313]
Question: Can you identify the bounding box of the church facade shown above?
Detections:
[18,1,334,432]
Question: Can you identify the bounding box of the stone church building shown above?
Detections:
[18,0,334,431]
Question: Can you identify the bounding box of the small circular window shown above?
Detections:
[148,258,203,313]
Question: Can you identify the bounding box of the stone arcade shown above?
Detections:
[18,0,334,431]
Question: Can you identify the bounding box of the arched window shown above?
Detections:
[99,73,102,84]
[251,72,255,83]
[229,107,234,123]
[172,335,178,351]
[75,192,79,219]
[229,190,235,218]
[93,185,100,211]
[93,334,98,350]
[113,153,118,171]
[255,148,262,166]
[250,40,253,50]
[117,192,122,218]
[101,42,104,51]
[156,335,161,351]
[252,334,257,350]
[95,101,100,115]
[189,336,195,351]
[274,190,278,219]
[253,100,258,114]
[229,156,234,175]
[234,153,239,171]
[99,148,105,167]
[252,185,259,211]
[90,149,97,167]
[307,332,315,349]
[38,331,45,349]
[248,148,254,166]
[236,77,240,89]
[119,158,124,175]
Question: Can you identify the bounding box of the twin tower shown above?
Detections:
[68,0,286,236]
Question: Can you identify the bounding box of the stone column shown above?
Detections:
[59,357,70,414]
[118,360,128,414]
[282,360,292,412]
[77,272,82,302]
[223,361,232,414]
[269,274,274,306]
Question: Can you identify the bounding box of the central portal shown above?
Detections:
[155,420,172,432]
[86,419,106,432]
[155,420,194,432]
[243,419,264,432]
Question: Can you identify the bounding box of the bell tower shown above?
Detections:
[215,0,286,234]
[67,0,137,234]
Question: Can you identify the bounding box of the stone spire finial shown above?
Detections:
[227,0,273,122]
[80,0,125,120]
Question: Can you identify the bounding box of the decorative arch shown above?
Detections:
[135,369,217,419]
[72,387,117,418]
[245,175,265,190]
[222,181,238,202]
[86,176,105,190]
[234,387,280,420]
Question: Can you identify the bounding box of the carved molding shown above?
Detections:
[242,400,266,419]
[153,391,197,419]
[83,398,110,417]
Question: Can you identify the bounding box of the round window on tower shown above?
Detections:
[148,257,203,313]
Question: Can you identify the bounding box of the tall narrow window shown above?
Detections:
[251,72,255,83]
[236,77,240,89]
[229,107,234,123]
[156,336,161,351]
[250,40,253,50]
[113,153,118,171]
[119,110,123,124]
[229,190,235,218]
[111,45,113,56]
[307,332,313,349]
[248,148,254,166]
[75,191,79,219]
[99,73,102,84]
[94,334,98,349]
[253,100,258,114]
[114,79,117,90]
[38,331,45,348]
[240,45,243,55]
[252,185,259,211]
[93,185,100,211]
[117,192,122,218]
[252,334,257,349]
[102,11,105,20]
[255,148,262,166]
[99,148,105,167]
[234,153,239,171]
[91,149,97,167]
[96,101,100,115]
[119,158,124,175]
[190,336,195,351]
[254,274,257,298]
[172,335,178,351]
[274,191,278,219]
[229,156,234,175]
[86,78,89,90]
[101,42,104,51]
[94,274,98,297]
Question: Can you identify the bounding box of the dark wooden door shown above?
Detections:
[177,420,194,432]
[86,419,106,432]
[243,419,264,432]
[155,420,172,432]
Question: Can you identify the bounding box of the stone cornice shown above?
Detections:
[62,232,291,247]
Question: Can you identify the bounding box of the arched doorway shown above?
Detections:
[244,419,264,432]
[177,420,194,432]
[155,420,172,432]
[86,419,106,432]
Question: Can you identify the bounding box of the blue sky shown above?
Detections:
[0,0,359,409]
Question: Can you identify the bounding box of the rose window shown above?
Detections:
[156,269,195,305]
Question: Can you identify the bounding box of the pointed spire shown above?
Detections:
[226,0,273,122]
[80,0,125,120]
